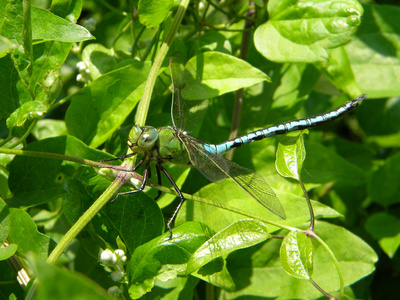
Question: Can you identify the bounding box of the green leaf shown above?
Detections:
[255,0,364,63]
[65,61,151,147]
[0,199,11,243]
[7,136,113,207]
[31,41,71,102]
[276,132,306,180]
[81,43,117,80]
[8,208,56,258]
[32,119,67,140]
[0,0,23,44]
[186,219,271,274]
[221,221,377,299]
[177,179,341,235]
[0,36,17,58]
[33,258,111,300]
[365,212,400,258]
[6,101,47,130]
[302,141,365,186]
[138,0,173,28]
[271,63,320,111]
[31,6,94,43]
[187,52,271,98]
[127,222,212,299]
[280,231,313,279]
[0,41,71,122]
[199,31,232,54]
[100,194,164,255]
[0,55,32,120]
[50,0,83,22]
[64,166,164,255]
[318,46,363,98]
[144,276,199,300]
[357,97,400,148]
[0,243,17,261]
[369,152,400,207]
[344,4,400,98]
[0,167,12,200]
[192,259,235,291]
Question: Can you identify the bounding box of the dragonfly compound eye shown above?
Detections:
[138,127,158,150]
[128,125,142,144]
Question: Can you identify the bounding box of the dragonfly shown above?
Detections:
[105,57,367,238]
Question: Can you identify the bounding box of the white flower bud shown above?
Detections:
[114,249,125,259]
[100,249,117,266]
[76,61,86,71]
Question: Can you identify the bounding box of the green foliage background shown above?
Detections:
[0,0,399,299]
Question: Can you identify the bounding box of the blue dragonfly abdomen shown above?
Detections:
[202,94,366,155]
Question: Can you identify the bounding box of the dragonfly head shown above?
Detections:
[128,125,158,152]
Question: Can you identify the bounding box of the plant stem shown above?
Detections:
[46,170,132,264]
[131,24,146,58]
[0,136,14,147]
[135,0,190,126]
[308,230,344,297]
[24,161,134,300]
[22,0,33,98]
[226,3,255,160]
[0,147,132,172]
[7,120,37,149]
[299,180,315,231]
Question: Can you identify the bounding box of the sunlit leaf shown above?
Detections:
[65,61,151,147]
[345,4,400,98]
[187,219,271,273]
[138,0,173,28]
[255,0,364,62]
[280,230,313,279]
[31,6,94,43]
[276,132,306,180]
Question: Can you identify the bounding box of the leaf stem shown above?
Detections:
[0,136,13,147]
[131,25,146,58]
[308,277,336,300]
[299,179,315,230]
[307,230,344,298]
[7,119,38,149]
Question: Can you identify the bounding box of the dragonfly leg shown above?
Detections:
[159,165,185,239]
[111,161,150,202]
[104,155,147,173]
[153,165,163,201]
[100,153,135,162]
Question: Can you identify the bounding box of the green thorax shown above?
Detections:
[128,125,189,165]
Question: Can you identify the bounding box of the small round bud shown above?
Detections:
[107,286,122,296]
[76,61,86,71]
[76,74,84,82]
[114,249,125,259]
[111,271,124,282]
[100,249,117,266]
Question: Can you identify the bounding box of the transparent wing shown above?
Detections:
[180,134,286,219]
[169,55,208,132]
